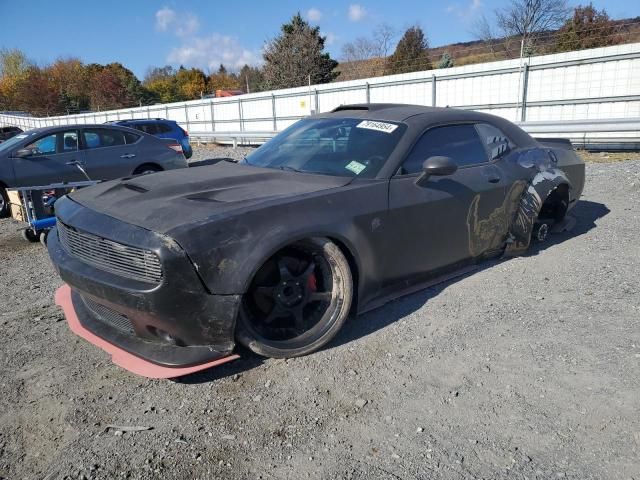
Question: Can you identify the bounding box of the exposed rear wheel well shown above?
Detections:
[539,183,569,223]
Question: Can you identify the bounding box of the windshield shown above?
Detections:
[242,117,406,178]
[0,131,37,154]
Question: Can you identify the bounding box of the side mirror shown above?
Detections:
[415,156,458,186]
[15,148,33,158]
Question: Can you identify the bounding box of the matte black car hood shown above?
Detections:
[69,161,352,235]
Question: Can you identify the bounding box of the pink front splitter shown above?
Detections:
[55,285,240,379]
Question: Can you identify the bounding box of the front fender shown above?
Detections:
[176,181,389,302]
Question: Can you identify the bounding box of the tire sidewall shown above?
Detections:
[0,187,9,219]
[237,237,353,358]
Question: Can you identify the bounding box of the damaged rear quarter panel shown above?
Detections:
[504,147,579,256]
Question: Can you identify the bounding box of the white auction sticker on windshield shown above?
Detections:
[356,120,398,134]
[345,161,366,175]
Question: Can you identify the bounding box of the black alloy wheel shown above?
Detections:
[237,238,352,358]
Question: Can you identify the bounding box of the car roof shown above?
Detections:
[318,103,535,148]
[21,124,146,134]
[113,118,175,124]
[320,103,496,123]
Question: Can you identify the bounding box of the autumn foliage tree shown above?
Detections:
[144,66,179,103]
[555,4,618,52]
[208,64,241,92]
[175,66,208,100]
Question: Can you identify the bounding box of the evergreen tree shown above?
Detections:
[263,13,338,89]
[387,26,432,74]
[438,52,454,68]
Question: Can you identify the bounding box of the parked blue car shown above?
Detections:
[109,119,193,159]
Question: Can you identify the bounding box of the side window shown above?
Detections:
[401,124,489,174]
[62,131,78,152]
[157,123,172,134]
[124,132,141,144]
[134,123,158,134]
[475,123,513,160]
[83,128,126,149]
[26,134,57,156]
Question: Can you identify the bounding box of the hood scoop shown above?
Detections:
[122,182,149,193]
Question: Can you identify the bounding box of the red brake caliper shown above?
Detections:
[307,272,317,292]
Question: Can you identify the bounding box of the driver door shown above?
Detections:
[12,129,87,187]
[384,123,509,288]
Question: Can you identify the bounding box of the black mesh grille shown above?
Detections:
[57,221,162,284]
[82,295,135,334]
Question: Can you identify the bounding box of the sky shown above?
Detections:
[1,0,638,79]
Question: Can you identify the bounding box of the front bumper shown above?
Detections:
[55,285,239,378]
[48,197,241,378]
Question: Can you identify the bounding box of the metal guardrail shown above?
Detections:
[189,131,277,148]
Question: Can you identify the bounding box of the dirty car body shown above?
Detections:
[48,104,585,377]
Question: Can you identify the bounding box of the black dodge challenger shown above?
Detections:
[48,104,585,378]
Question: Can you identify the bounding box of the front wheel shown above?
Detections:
[0,187,9,219]
[21,228,39,243]
[236,238,353,358]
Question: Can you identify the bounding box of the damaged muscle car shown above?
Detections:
[48,104,585,378]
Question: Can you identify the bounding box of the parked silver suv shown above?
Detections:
[0,124,188,217]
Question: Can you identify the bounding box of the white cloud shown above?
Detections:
[447,0,482,19]
[155,7,200,37]
[167,34,261,71]
[348,4,367,22]
[155,7,176,31]
[324,32,337,46]
[307,8,322,22]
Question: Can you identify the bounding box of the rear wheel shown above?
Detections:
[133,164,162,176]
[236,238,352,358]
[21,228,39,243]
[0,187,9,219]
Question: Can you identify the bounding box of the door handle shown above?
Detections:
[487,175,501,183]
[120,153,136,159]
[66,159,83,166]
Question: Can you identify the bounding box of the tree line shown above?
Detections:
[0,3,631,116]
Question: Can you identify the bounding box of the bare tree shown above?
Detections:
[496,0,570,54]
[341,23,397,63]
[373,23,397,58]
[472,14,502,57]
[341,37,379,63]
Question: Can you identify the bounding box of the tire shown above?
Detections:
[236,237,353,358]
[0,187,9,219]
[133,164,162,176]
[21,228,39,243]
[39,230,49,246]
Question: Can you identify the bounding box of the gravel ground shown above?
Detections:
[0,156,639,480]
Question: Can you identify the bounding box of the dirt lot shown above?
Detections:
[0,152,639,480]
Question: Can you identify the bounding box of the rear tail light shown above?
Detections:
[167,143,183,154]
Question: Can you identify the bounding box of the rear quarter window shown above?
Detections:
[83,129,126,149]
[124,132,141,144]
